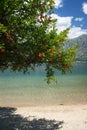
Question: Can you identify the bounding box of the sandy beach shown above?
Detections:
[0,104,87,129]
[13,104,87,130]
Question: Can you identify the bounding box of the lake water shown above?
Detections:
[0,62,87,106]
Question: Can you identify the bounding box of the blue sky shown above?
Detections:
[53,0,87,38]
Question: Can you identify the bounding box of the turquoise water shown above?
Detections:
[0,62,87,106]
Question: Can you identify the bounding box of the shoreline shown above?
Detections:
[1,101,87,108]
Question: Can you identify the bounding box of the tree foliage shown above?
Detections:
[0,0,77,83]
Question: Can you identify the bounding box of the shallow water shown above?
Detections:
[0,62,87,106]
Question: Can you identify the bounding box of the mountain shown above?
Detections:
[69,34,87,61]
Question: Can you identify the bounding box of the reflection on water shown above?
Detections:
[0,62,87,106]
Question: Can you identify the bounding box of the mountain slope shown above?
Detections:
[69,34,87,61]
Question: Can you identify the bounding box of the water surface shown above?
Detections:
[0,62,87,106]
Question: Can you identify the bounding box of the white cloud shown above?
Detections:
[68,27,87,39]
[82,2,87,14]
[50,14,87,39]
[54,0,63,8]
[51,14,73,32]
[75,17,84,22]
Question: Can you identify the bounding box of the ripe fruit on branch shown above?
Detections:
[63,64,70,69]
[0,49,5,53]
[64,65,67,69]
[38,52,43,58]
[40,14,43,19]
[6,34,13,41]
